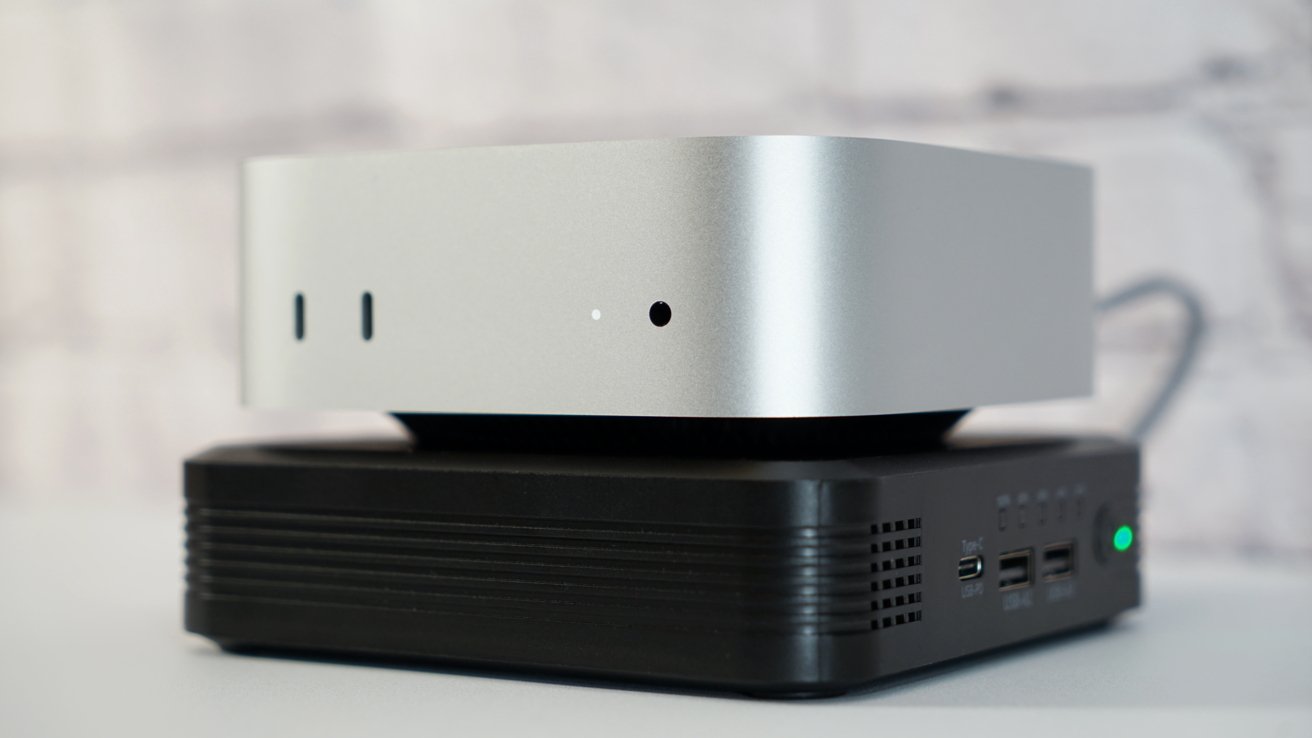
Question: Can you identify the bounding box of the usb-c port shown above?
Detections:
[958,555,984,580]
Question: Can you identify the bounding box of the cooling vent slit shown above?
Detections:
[868,516,924,630]
[188,505,878,637]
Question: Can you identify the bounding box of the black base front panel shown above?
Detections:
[183,436,1141,697]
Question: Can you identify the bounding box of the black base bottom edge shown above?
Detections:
[202,619,1120,701]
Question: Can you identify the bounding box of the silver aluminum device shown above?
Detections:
[242,136,1092,420]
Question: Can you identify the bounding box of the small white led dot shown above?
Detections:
[591,309,601,321]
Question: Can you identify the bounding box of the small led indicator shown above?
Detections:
[591,309,601,321]
[1113,525,1134,552]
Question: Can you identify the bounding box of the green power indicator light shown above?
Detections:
[1113,525,1134,552]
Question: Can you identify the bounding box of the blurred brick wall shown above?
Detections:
[1,1,1309,553]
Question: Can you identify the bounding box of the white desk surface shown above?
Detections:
[1,505,1309,737]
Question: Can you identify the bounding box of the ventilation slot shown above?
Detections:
[869,517,924,631]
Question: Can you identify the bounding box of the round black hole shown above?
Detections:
[649,301,671,327]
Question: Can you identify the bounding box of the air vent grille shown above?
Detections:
[870,517,924,630]
[186,505,884,636]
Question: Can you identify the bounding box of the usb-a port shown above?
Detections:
[1041,541,1076,581]
[998,548,1033,591]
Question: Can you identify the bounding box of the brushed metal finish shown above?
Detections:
[242,136,1092,418]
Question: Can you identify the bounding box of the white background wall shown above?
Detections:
[1,1,1309,555]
